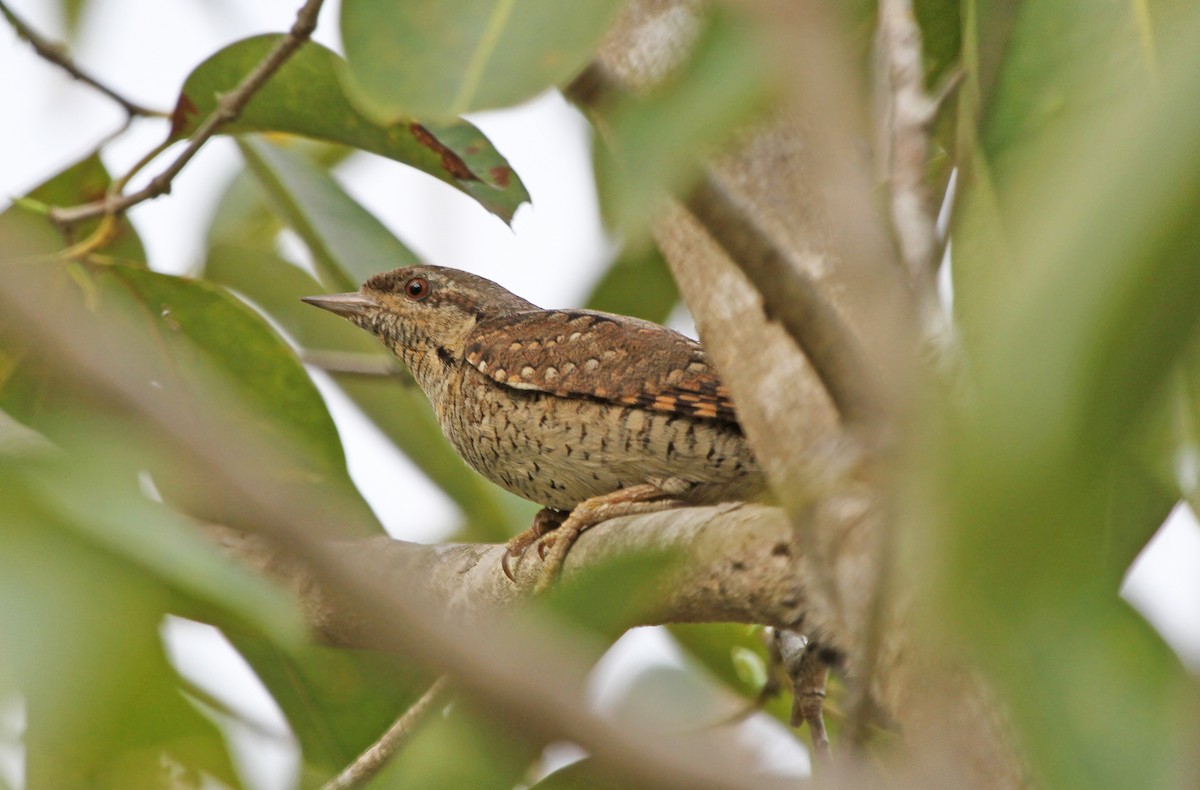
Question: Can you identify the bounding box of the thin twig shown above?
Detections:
[0,0,165,118]
[46,0,327,228]
[322,676,450,790]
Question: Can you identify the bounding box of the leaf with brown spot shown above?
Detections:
[171,35,529,223]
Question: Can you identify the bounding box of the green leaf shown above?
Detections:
[0,152,147,265]
[0,481,241,789]
[666,623,792,725]
[529,758,625,790]
[339,0,624,119]
[914,0,962,87]
[931,4,1200,787]
[595,7,773,240]
[237,136,419,289]
[373,700,536,789]
[228,634,431,776]
[0,262,382,536]
[537,550,679,651]
[170,35,529,222]
[20,449,304,648]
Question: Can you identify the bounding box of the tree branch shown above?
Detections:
[46,0,326,227]
[206,503,812,647]
[0,0,164,119]
[685,171,887,429]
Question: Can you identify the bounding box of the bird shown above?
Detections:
[302,265,764,592]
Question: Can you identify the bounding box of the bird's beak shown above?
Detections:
[300,292,379,318]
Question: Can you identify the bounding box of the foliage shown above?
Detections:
[1,0,1198,788]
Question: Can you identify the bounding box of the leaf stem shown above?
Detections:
[0,0,166,119]
[46,0,328,228]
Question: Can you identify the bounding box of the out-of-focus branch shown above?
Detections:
[300,350,408,379]
[876,0,943,310]
[686,172,887,429]
[0,0,164,119]
[46,0,326,228]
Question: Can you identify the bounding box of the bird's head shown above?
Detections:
[302,265,537,373]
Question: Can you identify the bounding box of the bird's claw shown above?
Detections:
[501,507,566,582]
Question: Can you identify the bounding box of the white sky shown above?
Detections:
[1,1,1197,787]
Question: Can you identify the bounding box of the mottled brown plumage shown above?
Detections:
[303,265,763,588]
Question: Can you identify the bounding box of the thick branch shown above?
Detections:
[686,172,887,428]
[46,0,326,226]
[207,503,812,648]
[0,0,163,118]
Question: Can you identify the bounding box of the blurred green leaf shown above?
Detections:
[374,701,536,789]
[206,242,384,356]
[595,7,773,240]
[667,623,793,726]
[59,0,88,38]
[530,757,624,790]
[0,480,241,789]
[584,245,679,325]
[730,646,768,690]
[0,152,146,265]
[929,3,1200,787]
[668,624,764,699]
[914,0,962,87]
[228,634,430,778]
[21,449,304,648]
[238,136,419,289]
[339,0,623,120]
[538,550,679,651]
[0,262,381,536]
[978,2,1153,183]
[170,35,529,222]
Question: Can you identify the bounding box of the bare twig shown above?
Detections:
[46,0,327,228]
[0,0,165,118]
[322,676,450,790]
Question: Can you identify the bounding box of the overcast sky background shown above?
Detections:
[2,1,1198,787]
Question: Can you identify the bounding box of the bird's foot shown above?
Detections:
[501,507,567,582]
[530,483,686,596]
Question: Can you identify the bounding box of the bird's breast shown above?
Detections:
[432,366,763,511]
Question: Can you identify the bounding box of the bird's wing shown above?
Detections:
[464,309,741,426]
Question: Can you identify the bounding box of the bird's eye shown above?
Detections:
[404,277,431,301]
